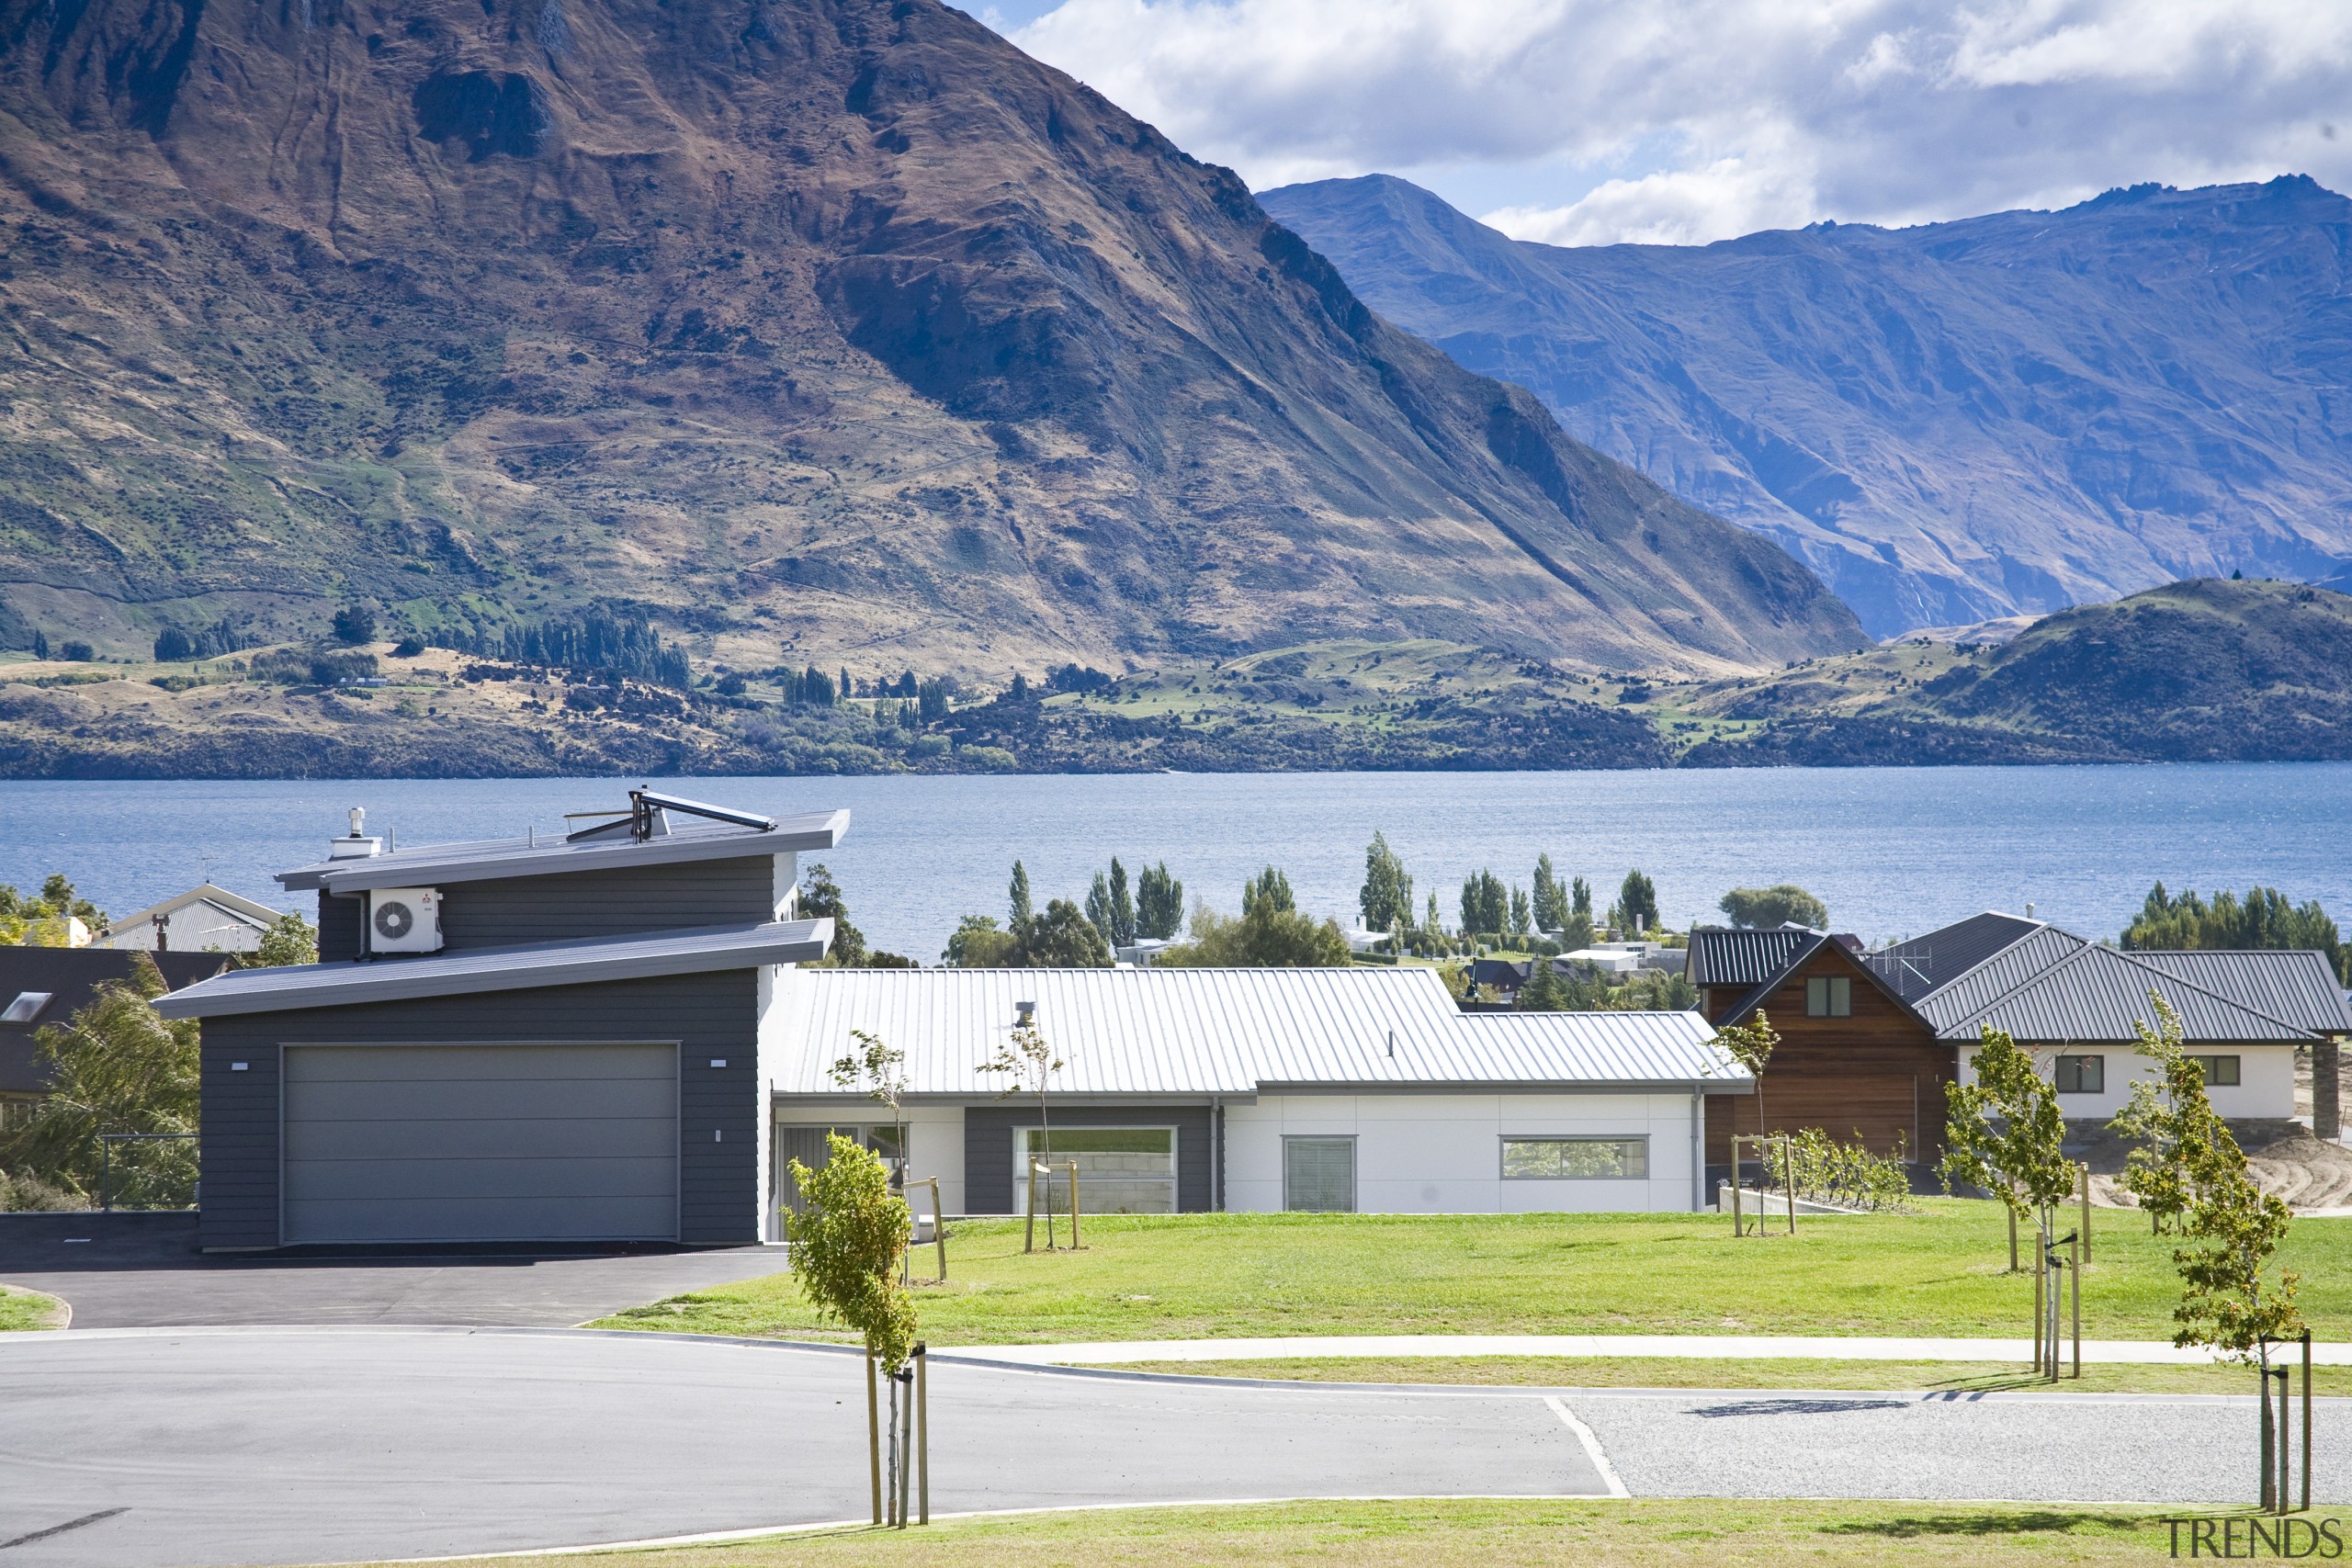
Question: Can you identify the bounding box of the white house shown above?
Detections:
[766,965,1748,1231]
[99,884,284,953]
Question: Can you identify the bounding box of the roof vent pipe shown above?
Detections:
[1015,1000,1036,1028]
[328,806,382,861]
[1386,1030,1396,1059]
[2026,901,2036,920]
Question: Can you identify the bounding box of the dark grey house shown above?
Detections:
[155,792,841,1250]
[0,946,232,1131]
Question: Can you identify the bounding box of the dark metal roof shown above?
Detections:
[277,808,848,893]
[1685,926,1816,988]
[1867,912,2043,1001]
[2126,950,2352,1036]
[1921,936,2313,1044]
[0,947,232,1094]
[150,919,832,1019]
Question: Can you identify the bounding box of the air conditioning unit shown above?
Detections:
[368,887,443,954]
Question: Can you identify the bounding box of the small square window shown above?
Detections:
[1804,976,1851,1017]
[2054,1055,2105,1094]
[1,991,51,1024]
[2187,1055,2241,1088]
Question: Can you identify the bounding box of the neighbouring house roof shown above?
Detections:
[769,965,1747,1099]
[1918,937,2312,1044]
[0,946,233,1094]
[96,884,284,949]
[1867,912,2044,1001]
[277,809,849,893]
[1685,926,1818,988]
[2127,950,2352,1037]
[150,919,833,1019]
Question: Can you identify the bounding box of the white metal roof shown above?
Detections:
[152,919,833,1019]
[99,883,284,936]
[277,809,848,893]
[771,966,1747,1099]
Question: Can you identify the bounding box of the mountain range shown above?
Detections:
[0,0,1861,681]
[1261,174,2352,637]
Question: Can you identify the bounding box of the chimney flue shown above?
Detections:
[328,805,383,861]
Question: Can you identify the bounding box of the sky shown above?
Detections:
[971,0,2352,246]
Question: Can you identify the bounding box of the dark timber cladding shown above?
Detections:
[198,971,760,1249]
[317,856,782,961]
[963,1104,1216,1214]
[1702,941,1951,1165]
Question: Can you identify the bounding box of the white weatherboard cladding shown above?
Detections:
[1225,1093,1701,1214]
[1957,1043,2297,1121]
[773,1105,967,1217]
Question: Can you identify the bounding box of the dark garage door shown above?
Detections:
[281,1043,679,1244]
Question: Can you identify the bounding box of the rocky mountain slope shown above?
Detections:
[1261,175,2352,638]
[0,0,1861,683]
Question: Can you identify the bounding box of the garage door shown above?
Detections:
[282,1043,678,1244]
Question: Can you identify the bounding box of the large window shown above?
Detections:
[1502,1136,1649,1179]
[2054,1055,2106,1094]
[1805,976,1852,1017]
[2188,1055,2242,1088]
[1017,1127,1176,1214]
[1283,1136,1356,1213]
[775,1122,905,1215]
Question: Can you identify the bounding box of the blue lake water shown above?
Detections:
[4,764,2348,963]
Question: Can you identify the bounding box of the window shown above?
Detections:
[1,991,51,1024]
[2188,1055,2242,1088]
[2054,1055,2106,1094]
[0,1095,36,1132]
[1018,1127,1175,1214]
[1805,976,1851,1017]
[1283,1136,1356,1213]
[774,1122,906,1216]
[1502,1136,1648,1179]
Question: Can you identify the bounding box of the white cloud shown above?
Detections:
[1012,0,2352,244]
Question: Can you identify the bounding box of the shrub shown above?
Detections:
[0,1168,85,1212]
[390,636,426,658]
[331,604,378,644]
[309,649,379,685]
[1760,1127,1914,1212]
[58,640,93,662]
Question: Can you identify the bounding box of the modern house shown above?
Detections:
[151,793,1750,1246]
[0,946,232,1130]
[98,884,285,953]
[1686,912,2352,1167]
[154,792,842,1250]
[772,966,1746,1224]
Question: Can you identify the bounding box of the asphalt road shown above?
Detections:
[1,1330,2345,1568]
[0,1213,786,1328]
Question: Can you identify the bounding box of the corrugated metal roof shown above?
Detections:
[1907,925,2086,1029]
[277,809,848,892]
[2127,950,2352,1036]
[1925,938,2312,1044]
[771,966,1746,1098]
[151,919,832,1019]
[1869,911,2044,1000]
[1686,927,1815,987]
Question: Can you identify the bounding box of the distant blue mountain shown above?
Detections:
[1261,174,2352,637]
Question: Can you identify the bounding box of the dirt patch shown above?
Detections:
[2071,1117,2352,1213]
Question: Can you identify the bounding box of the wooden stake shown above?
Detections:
[2031,1233,2044,1375]
[865,1351,881,1526]
[2079,1164,2092,1262]
[2007,1203,2018,1273]
[1067,1160,1081,1248]
[916,1342,930,1526]
[2070,1228,2081,1379]
[2303,1330,2313,1514]
[1024,1160,1038,1254]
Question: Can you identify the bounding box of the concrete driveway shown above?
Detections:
[0,1213,786,1328]
[0,1329,1607,1568]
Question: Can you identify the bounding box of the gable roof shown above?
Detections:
[150,919,832,1019]
[1686,926,1816,988]
[771,966,1747,1098]
[1868,912,2044,1001]
[277,809,848,893]
[101,883,283,934]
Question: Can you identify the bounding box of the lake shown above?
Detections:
[6,764,2349,961]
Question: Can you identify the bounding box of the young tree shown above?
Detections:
[1136,862,1185,941]
[1939,1027,2077,1269]
[1719,885,1829,931]
[1532,854,1566,933]
[786,1134,916,1515]
[1241,865,1295,916]
[1008,861,1034,927]
[1108,859,1136,947]
[1618,870,1659,936]
[1710,1011,1781,1151]
[1359,832,1414,934]
[251,912,319,967]
[1014,899,1113,967]
[829,1031,910,1189]
[979,1022,1067,1244]
[1,955,198,1203]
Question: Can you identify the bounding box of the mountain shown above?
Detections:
[0,0,1861,685]
[1261,174,2352,638]
[1666,578,2352,764]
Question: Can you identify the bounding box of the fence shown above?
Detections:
[98,1133,198,1212]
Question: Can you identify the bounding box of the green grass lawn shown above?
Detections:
[0,1283,66,1331]
[327,1499,2211,1567]
[594,1203,2352,1346]
[1094,1356,2352,1396]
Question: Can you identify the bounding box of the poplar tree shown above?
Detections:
[1108,858,1136,946]
[1532,854,1566,933]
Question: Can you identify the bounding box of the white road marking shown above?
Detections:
[1544,1395,1630,1498]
